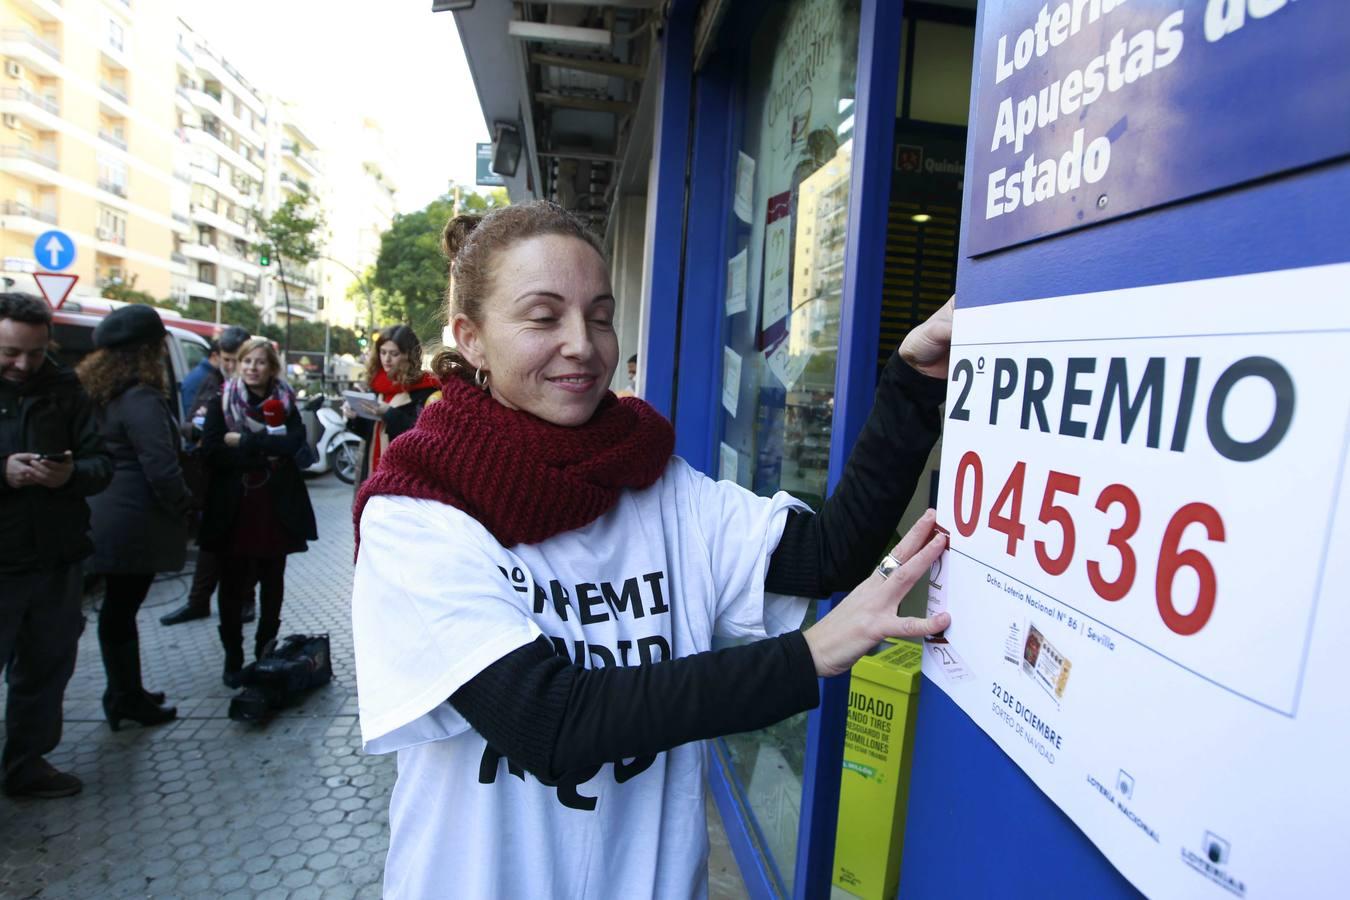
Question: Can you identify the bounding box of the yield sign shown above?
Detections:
[33,272,79,310]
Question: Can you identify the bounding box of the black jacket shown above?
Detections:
[0,356,114,574]
[348,383,440,484]
[188,364,224,421]
[87,384,192,574]
[198,390,317,554]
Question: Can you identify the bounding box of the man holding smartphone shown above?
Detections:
[0,292,112,799]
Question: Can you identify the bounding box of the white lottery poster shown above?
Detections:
[726,249,748,317]
[925,263,1350,899]
[733,152,756,224]
[722,347,742,417]
[761,216,792,328]
[719,441,739,484]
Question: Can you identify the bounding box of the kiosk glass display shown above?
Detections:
[713,0,859,889]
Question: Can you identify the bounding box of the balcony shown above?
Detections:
[192,165,257,210]
[181,241,221,265]
[1,144,58,169]
[279,172,310,194]
[0,87,59,116]
[185,125,263,182]
[282,142,320,177]
[99,81,128,104]
[12,0,63,24]
[1,28,61,62]
[171,251,188,264]
[0,199,58,226]
[95,226,127,248]
[97,178,127,198]
[190,202,253,242]
[217,249,261,277]
[186,280,218,301]
[186,87,224,120]
[98,129,128,150]
[275,268,317,288]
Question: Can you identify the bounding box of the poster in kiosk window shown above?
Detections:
[922,2,1350,899]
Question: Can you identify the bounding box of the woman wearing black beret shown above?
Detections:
[79,305,191,730]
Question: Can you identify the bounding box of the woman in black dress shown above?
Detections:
[199,337,316,686]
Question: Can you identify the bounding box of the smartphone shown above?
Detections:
[36,452,70,462]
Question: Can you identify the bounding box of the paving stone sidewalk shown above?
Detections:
[0,474,388,899]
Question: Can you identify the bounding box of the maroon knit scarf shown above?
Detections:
[354,374,675,550]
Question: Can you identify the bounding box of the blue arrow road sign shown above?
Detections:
[33,230,75,271]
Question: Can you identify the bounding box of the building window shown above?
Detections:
[97,155,128,197]
[108,20,124,53]
[97,207,127,245]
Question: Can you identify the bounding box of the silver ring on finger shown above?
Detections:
[876,553,903,580]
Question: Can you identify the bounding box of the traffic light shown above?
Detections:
[258,247,271,266]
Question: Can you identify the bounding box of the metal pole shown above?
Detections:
[319,254,376,334]
[277,258,292,359]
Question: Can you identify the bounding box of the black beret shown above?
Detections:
[94,305,167,349]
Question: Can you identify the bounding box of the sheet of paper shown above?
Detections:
[764,337,808,389]
[721,347,742,417]
[342,390,382,421]
[719,441,739,484]
[726,249,748,316]
[761,216,792,328]
[733,152,756,224]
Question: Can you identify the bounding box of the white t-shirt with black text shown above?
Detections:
[353,456,809,899]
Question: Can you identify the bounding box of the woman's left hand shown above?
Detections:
[224,432,242,447]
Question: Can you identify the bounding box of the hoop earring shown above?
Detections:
[474,366,486,389]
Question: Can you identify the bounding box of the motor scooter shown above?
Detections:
[300,395,364,484]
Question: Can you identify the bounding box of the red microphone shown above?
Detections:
[261,398,286,428]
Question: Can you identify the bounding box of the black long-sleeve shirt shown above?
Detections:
[451,355,947,781]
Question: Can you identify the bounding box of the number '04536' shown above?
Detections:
[952,451,1224,636]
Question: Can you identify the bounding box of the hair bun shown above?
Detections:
[442,214,484,259]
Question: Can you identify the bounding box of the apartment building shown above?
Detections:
[316,115,396,330]
[260,101,321,323]
[2,1,336,327]
[1,0,180,298]
[172,19,266,318]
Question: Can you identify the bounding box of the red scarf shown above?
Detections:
[368,369,441,472]
[354,375,675,550]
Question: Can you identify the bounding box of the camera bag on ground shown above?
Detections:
[228,633,333,722]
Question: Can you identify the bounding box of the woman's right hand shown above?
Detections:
[899,297,954,379]
[342,402,357,420]
[802,509,950,678]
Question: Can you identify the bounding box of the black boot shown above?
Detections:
[100,640,177,732]
[159,602,208,626]
[220,625,245,688]
[254,619,280,662]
